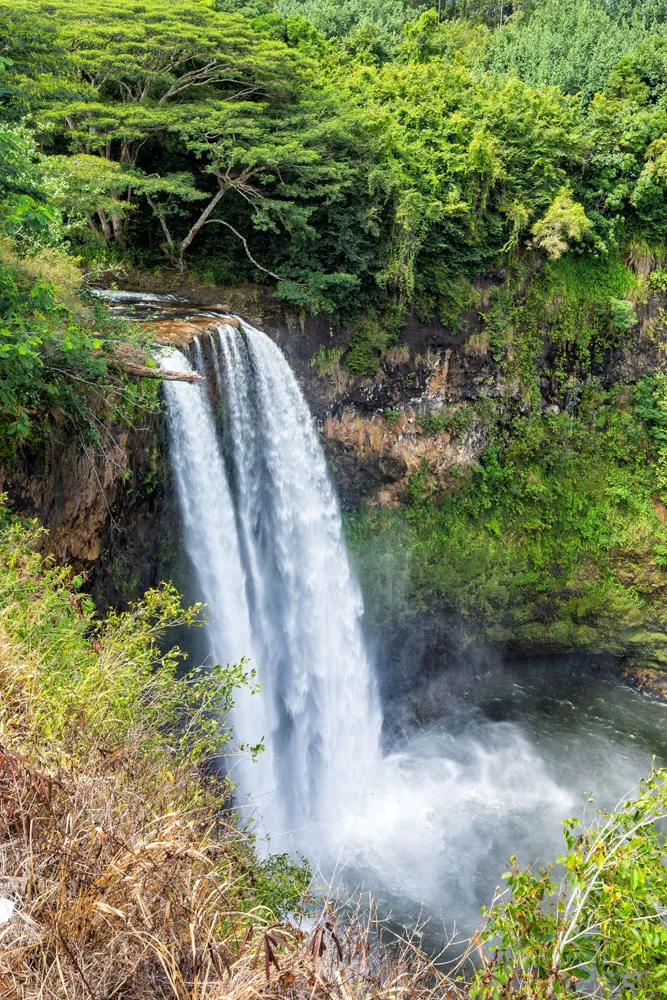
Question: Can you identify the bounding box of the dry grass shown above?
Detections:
[625,240,666,277]
[383,345,411,368]
[0,731,467,999]
[413,349,439,370]
[463,332,489,358]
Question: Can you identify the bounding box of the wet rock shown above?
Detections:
[144,316,239,346]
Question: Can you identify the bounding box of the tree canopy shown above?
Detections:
[1,0,667,317]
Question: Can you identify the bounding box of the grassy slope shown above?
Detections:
[0,507,455,999]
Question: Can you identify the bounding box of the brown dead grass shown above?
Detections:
[463,332,489,358]
[0,735,467,999]
[383,345,411,368]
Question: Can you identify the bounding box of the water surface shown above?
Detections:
[336,655,667,938]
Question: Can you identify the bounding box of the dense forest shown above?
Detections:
[4,0,667,995]
[5,0,667,333]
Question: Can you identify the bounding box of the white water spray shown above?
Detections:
[161,324,382,847]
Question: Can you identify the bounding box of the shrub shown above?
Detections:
[345,308,403,376]
[472,769,667,998]
[530,189,593,260]
[417,405,474,439]
[310,343,344,375]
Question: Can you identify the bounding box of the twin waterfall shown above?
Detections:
[161,322,382,849]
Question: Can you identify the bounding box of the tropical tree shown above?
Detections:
[23,0,315,265]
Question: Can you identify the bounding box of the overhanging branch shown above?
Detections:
[122,361,204,384]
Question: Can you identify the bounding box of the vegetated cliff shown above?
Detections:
[0,406,173,606]
[258,256,667,691]
[6,253,667,687]
[113,255,667,688]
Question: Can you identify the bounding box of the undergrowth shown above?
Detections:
[0,240,160,459]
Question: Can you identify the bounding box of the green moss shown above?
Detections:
[473,255,640,407]
[417,404,475,439]
[347,382,667,669]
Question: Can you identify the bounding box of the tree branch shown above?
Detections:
[177,178,229,268]
[145,192,175,250]
[201,218,286,282]
[123,362,204,384]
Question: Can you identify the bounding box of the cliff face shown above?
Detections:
[5,278,667,685]
[257,290,667,512]
[253,286,667,688]
[0,410,173,606]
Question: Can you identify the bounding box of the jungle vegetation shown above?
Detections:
[3,0,667,312]
[2,0,667,431]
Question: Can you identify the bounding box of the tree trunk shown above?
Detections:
[97,207,112,243]
[177,179,228,271]
[110,196,126,249]
[122,362,204,383]
[84,211,103,239]
[145,193,176,256]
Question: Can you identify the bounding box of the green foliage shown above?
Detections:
[348,383,667,663]
[482,255,640,405]
[530,189,593,260]
[310,343,344,374]
[472,768,667,998]
[0,504,257,765]
[274,0,425,44]
[634,371,667,499]
[0,241,159,455]
[417,405,474,439]
[3,0,667,320]
[246,853,312,920]
[486,0,667,101]
[0,124,55,236]
[345,307,403,375]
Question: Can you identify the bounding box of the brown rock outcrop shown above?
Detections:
[144,316,240,346]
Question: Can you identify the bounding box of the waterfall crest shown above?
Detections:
[161,323,382,848]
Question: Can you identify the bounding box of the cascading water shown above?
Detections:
[160,317,663,933]
[80,286,664,938]
[161,323,382,849]
[216,324,383,842]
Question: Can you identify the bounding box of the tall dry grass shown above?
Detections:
[0,712,468,999]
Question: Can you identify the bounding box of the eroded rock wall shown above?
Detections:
[0,411,174,606]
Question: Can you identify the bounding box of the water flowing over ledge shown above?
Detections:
[159,318,667,934]
[160,321,382,850]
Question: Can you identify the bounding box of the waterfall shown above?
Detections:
[161,323,382,849]
[160,321,580,931]
[112,289,661,934]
